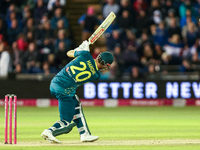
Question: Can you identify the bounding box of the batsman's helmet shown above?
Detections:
[97,52,114,70]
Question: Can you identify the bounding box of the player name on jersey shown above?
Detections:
[87,60,96,75]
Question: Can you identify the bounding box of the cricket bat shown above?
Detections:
[88,12,116,44]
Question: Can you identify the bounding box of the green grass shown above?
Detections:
[0,106,200,149]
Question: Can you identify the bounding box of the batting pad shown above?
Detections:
[49,120,76,137]
[73,95,91,135]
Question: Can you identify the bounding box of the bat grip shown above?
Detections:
[88,40,92,45]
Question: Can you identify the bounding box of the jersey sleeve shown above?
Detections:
[74,51,90,57]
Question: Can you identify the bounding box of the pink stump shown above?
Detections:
[14,96,17,144]
[4,95,8,144]
[9,96,12,144]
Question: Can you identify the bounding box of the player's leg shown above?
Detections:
[48,99,77,136]
[41,92,76,143]
[73,95,99,142]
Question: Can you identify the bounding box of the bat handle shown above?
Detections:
[88,40,92,45]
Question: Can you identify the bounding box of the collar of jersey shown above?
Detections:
[94,59,99,70]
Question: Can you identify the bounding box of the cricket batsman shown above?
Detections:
[41,41,114,143]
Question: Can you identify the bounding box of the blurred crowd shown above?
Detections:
[95,0,200,79]
[1,0,200,80]
[0,0,72,77]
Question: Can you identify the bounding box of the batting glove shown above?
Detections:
[74,41,90,52]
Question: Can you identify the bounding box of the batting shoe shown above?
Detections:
[41,129,61,143]
[81,132,99,142]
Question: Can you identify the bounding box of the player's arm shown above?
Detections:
[67,50,75,58]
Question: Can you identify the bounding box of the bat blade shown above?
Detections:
[88,12,116,44]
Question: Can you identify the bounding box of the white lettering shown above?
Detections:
[121,82,132,99]
[109,82,120,99]
[181,82,191,98]
[84,83,96,99]
[192,82,200,98]
[166,82,179,98]
[98,83,108,99]
[145,82,157,98]
[133,82,144,98]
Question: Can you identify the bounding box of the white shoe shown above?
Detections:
[81,132,99,142]
[41,129,61,143]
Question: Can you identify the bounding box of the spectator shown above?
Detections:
[78,7,100,41]
[0,45,11,77]
[180,9,196,28]
[23,18,35,36]
[42,60,59,75]
[165,8,179,27]
[164,34,184,57]
[122,30,138,51]
[36,21,54,45]
[16,33,28,52]
[103,0,120,18]
[147,64,155,75]
[51,8,69,29]
[133,0,148,13]
[136,10,149,35]
[137,31,154,57]
[118,0,134,17]
[122,42,140,69]
[11,41,23,67]
[168,18,182,38]
[55,41,71,69]
[179,0,194,18]
[23,42,38,70]
[22,9,32,27]
[54,19,69,38]
[55,29,71,51]
[40,13,49,26]
[154,44,164,62]
[106,30,121,51]
[182,17,198,41]
[7,19,22,44]
[26,31,35,44]
[46,53,58,72]
[6,11,22,29]
[160,0,173,18]
[38,38,54,63]
[131,66,144,79]
[20,0,35,11]
[140,43,155,66]
[117,10,134,30]
[6,4,18,20]
[113,45,124,75]
[34,0,48,25]
[153,21,168,46]
[47,0,66,11]
[48,0,65,18]
[186,22,199,48]
[149,0,161,16]
[151,10,162,25]
[92,47,100,59]
[42,62,50,75]
[14,63,23,73]
[180,59,194,72]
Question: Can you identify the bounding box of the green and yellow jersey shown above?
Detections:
[50,51,100,96]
